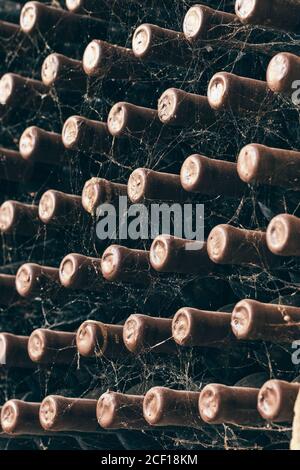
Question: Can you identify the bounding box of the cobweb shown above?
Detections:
[0,0,299,450]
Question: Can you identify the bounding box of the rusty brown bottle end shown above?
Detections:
[114,101,162,139]
[59,253,102,290]
[82,177,127,214]
[207,72,230,110]
[83,39,123,78]
[231,299,261,340]
[19,126,64,165]
[143,387,202,427]
[181,154,211,193]
[83,39,105,76]
[101,245,124,282]
[266,214,300,256]
[207,224,236,264]
[238,143,300,188]
[82,178,105,214]
[172,308,195,346]
[1,400,21,434]
[41,53,84,89]
[257,380,300,423]
[107,102,131,137]
[199,384,260,425]
[28,329,52,363]
[127,168,151,203]
[232,299,300,341]
[19,126,40,160]
[128,168,185,204]
[62,115,83,149]
[132,24,153,60]
[132,23,191,67]
[39,190,82,225]
[158,88,182,124]
[1,400,42,435]
[40,395,98,432]
[77,320,125,359]
[101,245,150,284]
[97,392,146,430]
[123,314,174,354]
[150,235,212,274]
[0,73,15,105]
[199,384,226,424]
[0,202,14,234]
[15,263,41,297]
[38,190,57,223]
[183,4,210,41]
[15,263,59,298]
[207,224,274,266]
[41,53,61,87]
[183,4,237,42]
[150,235,174,272]
[39,395,60,431]
[83,39,141,79]
[157,88,213,127]
[172,307,232,347]
[107,102,159,139]
[267,53,300,93]
[181,154,245,197]
[123,314,148,353]
[237,144,263,184]
[143,387,170,426]
[59,254,83,288]
[62,115,110,152]
[20,2,40,34]
[76,320,107,357]
[208,72,269,112]
[28,329,76,364]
